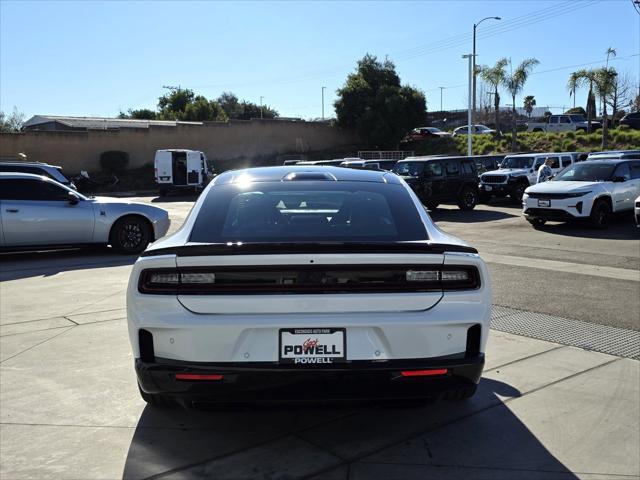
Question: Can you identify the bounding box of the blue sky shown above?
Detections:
[1,0,638,120]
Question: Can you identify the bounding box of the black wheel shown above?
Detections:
[138,383,176,408]
[511,183,527,203]
[425,202,439,211]
[440,384,477,401]
[457,186,478,211]
[589,199,611,229]
[527,218,546,229]
[110,216,152,254]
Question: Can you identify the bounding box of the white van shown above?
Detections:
[154,149,213,196]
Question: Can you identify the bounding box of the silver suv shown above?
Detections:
[0,161,76,189]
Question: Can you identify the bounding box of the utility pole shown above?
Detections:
[472,16,501,129]
[438,87,445,112]
[463,54,473,156]
[321,86,326,120]
[260,96,264,119]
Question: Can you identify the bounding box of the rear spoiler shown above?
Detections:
[141,242,478,257]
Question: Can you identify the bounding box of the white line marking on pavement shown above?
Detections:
[482,253,640,282]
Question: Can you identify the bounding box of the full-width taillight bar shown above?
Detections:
[137,265,480,294]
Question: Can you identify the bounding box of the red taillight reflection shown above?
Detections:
[175,373,223,381]
[400,369,448,377]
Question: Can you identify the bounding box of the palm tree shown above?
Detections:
[523,95,536,118]
[567,71,583,109]
[479,58,507,133]
[502,58,539,150]
[570,69,597,132]
[594,67,617,149]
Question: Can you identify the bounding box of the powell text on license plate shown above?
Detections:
[279,328,346,364]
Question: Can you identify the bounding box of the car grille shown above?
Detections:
[524,208,575,220]
[482,175,507,184]
[528,192,574,200]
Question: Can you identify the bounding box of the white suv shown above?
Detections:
[127,166,491,407]
[523,160,640,228]
[479,152,578,203]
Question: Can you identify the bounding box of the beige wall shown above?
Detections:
[0,120,359,172]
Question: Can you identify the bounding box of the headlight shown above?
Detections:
[566,191,591,198]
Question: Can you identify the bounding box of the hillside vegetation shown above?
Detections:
[410,128,640,156]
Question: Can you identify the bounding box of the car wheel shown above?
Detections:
[589,199,611,229]
[527,218,546,228]
[457,187,478,211]
[138,383,177,408]
[110,216,152,254]
[425,202,439,211]
[511,183,527,203]
[440,384,477,401]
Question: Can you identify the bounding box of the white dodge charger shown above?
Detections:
[127,166,491,407]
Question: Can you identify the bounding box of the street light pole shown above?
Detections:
[472,16,501,129]
[463,54,473,156]
[438,87,445,112]
[321,86,326,120]
[260,96,264,119]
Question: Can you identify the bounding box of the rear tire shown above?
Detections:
[457,186,478,211]
[109,216,152,254]
[440,384,477,401]
[589,199,611,229]
[511,182,527,204]
[527,218,546,229]
[138,384,176,408]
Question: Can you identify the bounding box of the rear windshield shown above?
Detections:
[189,181,428,243]
[392,162,424,176]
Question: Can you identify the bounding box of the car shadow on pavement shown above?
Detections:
[532,214,640,240]
[0,247,137,282]
[151,195,199,203]
[430,207,519,223]
[121,378,578,479]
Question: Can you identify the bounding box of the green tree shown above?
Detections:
[118,108,157,120]
[593,67,617,149]
[479,58,507,133]
[334,54,426,147]
[567,71,583,109]
[502,58,539,150]
[569,69,598,132]
[216,92,278,120]
[0,107,25,132]
[565,106,586,115]
[182,95,227,122]
[523,95,536,118]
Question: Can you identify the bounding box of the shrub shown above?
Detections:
[617,124,630,131]
[100,151,129,173]
[575,128,586,135]
[565,130,575,139]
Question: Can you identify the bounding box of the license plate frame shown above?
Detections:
[538,199,551,207]
[279,328,346,364]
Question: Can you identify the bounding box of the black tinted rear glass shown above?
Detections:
[190,181,428,243]
[392,162,424,176]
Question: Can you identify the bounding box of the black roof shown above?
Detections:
[212,166,402,185]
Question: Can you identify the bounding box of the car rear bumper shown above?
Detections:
[135,353,484,404]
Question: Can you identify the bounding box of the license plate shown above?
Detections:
[538,199,551,207]
[279,328,346,364]
[484,185,492,191]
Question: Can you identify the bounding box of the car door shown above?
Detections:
[0,177,95,246]
[443,160,462,199]
[548,116,559,133]
[423,161,445,200]
[528,156,545,184]
[186,151,202,186]
[610,163,635,211]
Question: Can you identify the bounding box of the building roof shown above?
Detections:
[23,115,203,130]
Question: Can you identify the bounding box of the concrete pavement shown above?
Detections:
[1,197,639,479]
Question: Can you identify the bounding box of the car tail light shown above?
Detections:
[175,373,223,381]
[138,265,480,294]
[400,369,448,377]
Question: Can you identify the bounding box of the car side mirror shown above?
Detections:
[68,192,80,205]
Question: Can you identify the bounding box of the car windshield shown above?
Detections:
[392,162,424,176]
[500,156,534,169]
[190,181,428,243]
[426,127,441,133]
[569,115,586,122]
[553,163,616,182]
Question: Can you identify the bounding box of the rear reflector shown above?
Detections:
[175,373,223,381]
[400,369,448,377]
